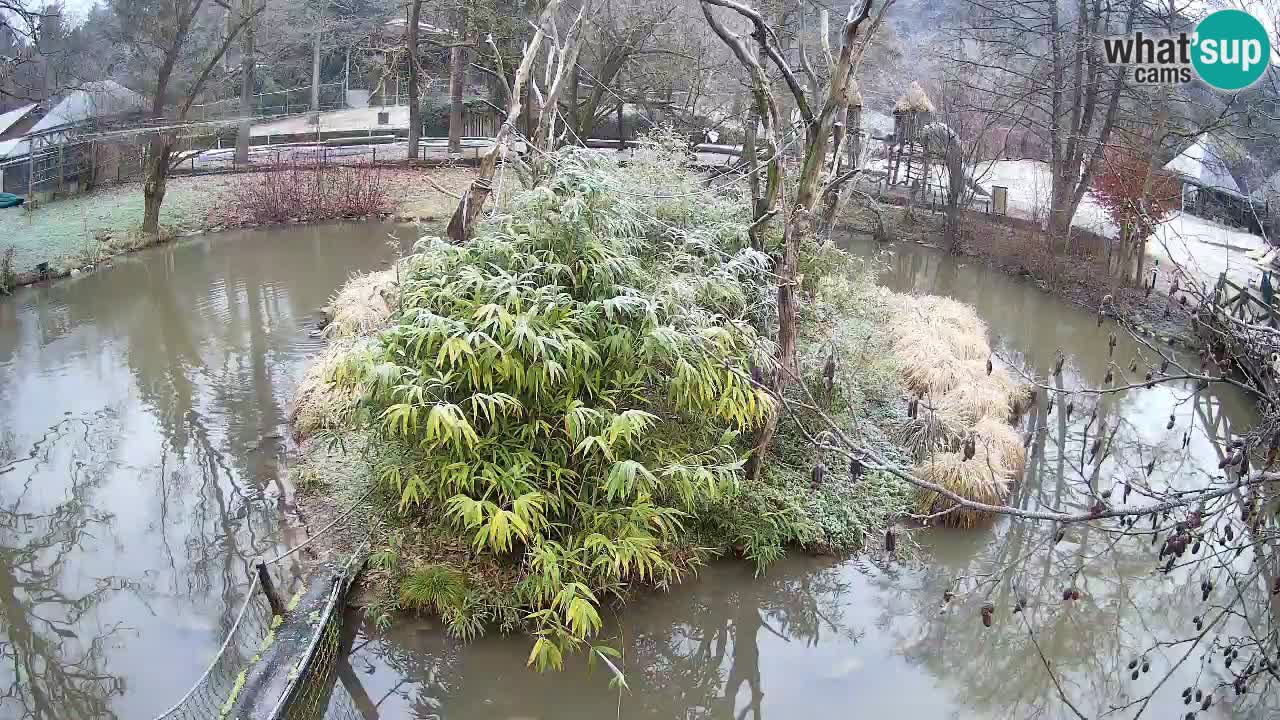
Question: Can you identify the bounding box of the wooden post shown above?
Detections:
[256,561,285,616]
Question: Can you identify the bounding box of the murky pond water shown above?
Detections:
[3,226,1273,719]
[0,222,413,719]
[340,236,1273,719]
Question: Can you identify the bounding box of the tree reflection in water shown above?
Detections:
[344,558,863,720]
[0,413,128,719]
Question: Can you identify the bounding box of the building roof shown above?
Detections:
[1163,134,1244,198]
[0,103,37,136]
[28,80,144,135]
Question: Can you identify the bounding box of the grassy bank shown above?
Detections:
[289,142,1030,669]
[0,166,474,286]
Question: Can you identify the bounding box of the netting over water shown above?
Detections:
[152,552,367,720]
[151,574,276,720]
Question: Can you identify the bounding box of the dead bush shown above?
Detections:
[219,161,391,225]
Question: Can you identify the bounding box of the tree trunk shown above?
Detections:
[406,0,422,160]
[446,0,563,242]
[447,5,468,156]
[234,0,255,165]
[310,6,323,122]
[142,135,173,236]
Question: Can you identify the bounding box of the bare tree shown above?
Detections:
[109,0,262,235]
[445,0,582,242]
[947,0,1138,248]
[447,2,468,156]
[700,0,882,480]
[406,0,424,159]
[234,0,256,164]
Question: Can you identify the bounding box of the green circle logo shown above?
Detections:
[1192,9,1271,91]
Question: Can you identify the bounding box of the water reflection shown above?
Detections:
[336,236,1276,719]
[0,222,412,718]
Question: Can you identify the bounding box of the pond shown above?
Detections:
[0,225,1270,719]
[0,222,414,719]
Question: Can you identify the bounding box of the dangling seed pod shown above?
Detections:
[1167,414,1176,430]
[963,436,976,461]
[1142,660,1149,673]
[1200,694,1212,710]
[885,527,897,554]
[980,602,994,627]
[1201,578,1213,601]
[1161,358,1170,374]
[1144,371,1154,388]
[1104,368,1114,385]
[1090,437,1102,460]
[823,351,836,395]
[1055,528,1065,544]
[1108,332,1117,356]
[1047,396,1055,414]
[1182,686,1192,699]
[1123,482,1132,503]
[1146,459,1155,476]
[811,462,827,489]
[1129,358,1138,373]
[1066,401,1074,421]
[1054,354,1065,377]
[1225,525,1234,543]
[1180,294,1188,305]
[1101,487,1112,500]
[986,357,993,375]
[1164,555,1176,573]
[1193,541,1201,554]
[1130,669,1139,680]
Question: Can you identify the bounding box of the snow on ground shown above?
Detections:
[872,155,1273,290]
[251,106,413,136]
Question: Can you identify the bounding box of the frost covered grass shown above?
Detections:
[0,175,230,273]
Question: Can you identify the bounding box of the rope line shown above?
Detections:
[149,574,264,720]
[261,486,375,566]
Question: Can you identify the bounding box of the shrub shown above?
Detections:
[337,147,776,668]
[220,161,391,226]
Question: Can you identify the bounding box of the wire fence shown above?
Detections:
[151,574,277,720]
[188,83,348,123]
[149,537,369,720]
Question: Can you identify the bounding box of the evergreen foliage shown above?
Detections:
[337,145,781,667]
[314,139,916,668]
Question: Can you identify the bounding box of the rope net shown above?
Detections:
[153,548,367,720]
[152,575,277,720]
